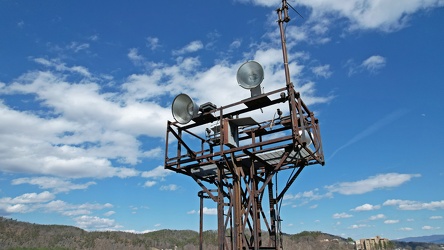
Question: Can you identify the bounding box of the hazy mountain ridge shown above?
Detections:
[1,217,442,250]
[396,235,444,244]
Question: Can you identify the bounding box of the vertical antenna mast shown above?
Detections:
[277,0,304,146]
[278,0,292,87]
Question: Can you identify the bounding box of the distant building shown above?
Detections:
[355,236,390,250]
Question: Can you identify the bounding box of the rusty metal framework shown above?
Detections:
[164,1,325,249]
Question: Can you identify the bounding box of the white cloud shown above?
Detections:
[33,58,91,78]
[400,227,413,231]
[143,181,157,188]
[128,48,145,65]
[361,55,386,73]
[229,39,242,49]
[311,64,332,78]
[104,211,115,217]
[172,40,204,55]
[122,229,157,234]
[0,204,31,214]
[383,199,444,210]
[384,219,399,224]
[203,207,217,215]
[146,36,160,50]
[0,69,168,178]
[67,42,90,53]
[285,189,319,200]
[430,216,443,220]
[0,191,55,204]
[12,177,96,193]
[0,191,54,214]
[369,214,386,221]
[141,166,171,179]
[89,34,99,41]
[422,225,440,230]
[187,207,217,215]
[294,0,444,32]
[326,173,421,195]
[238,0,444,40]
[332,212,353,219]
[73,215,122,230]
[352,203,381,211]
[42,200,113,219]
[348,224,368,229]
[160,184,179,191]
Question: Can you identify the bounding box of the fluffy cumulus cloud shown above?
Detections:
[141,166,173,188]
[172,40,204,55]
[332,212,353,219]
[384,219,399,224]
[0,63,168,178]
[383,199,444,210]
[0,190,112,220]
[349,224,369,229]
[361,55,386,73]
[11,177,96,193]
[369,214,386,221]
[422,225,440,230]
[74,215,122,230]
[311,64,332,78]
[352,203,381,211]
[187,207,217,215]
[326,173,421,195]
[0,191,55,205]
[239,0,444,39]
[294,0,444,32]
[285,173,420,209]
[160,184,179,191]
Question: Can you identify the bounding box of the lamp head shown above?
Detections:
[236,61,264,90]
[171,93,199,124]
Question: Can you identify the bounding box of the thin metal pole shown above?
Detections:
[268,181,277,249]
[199,191,204,250]
[251,164,260,249]
[278,0,301,145]
[233,166,242,250]
[217,164,225,250]
[278,0,291,87]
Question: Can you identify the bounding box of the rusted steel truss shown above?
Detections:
[164,1,324,249]
[165,82,324,249]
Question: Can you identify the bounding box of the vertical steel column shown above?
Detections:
[199,191,204,250]
[217,164,225,250]
[268,180,278,249]
[233,165,242,250]
[231,161,243,250]
[251,163,260,249]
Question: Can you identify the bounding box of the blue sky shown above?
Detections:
[1,0,444,241]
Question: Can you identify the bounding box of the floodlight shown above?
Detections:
[236,61,264,90]
[299,129,313,146]
[172,93,200,124]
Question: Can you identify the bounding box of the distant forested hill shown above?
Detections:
[1,217,441,250]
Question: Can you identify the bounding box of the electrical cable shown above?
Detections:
[287,2,304,19]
